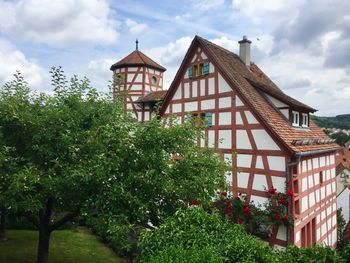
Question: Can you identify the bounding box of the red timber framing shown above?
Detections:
[113,65,164,121]
[292,153,337,247]
[158,37,338,249]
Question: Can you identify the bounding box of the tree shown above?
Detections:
[0,68,227,262]
[89,109,227,230]
[0,69,115,263]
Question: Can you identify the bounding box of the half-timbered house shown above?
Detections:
[111,36,340,248]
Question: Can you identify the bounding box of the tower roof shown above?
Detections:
[110,50,166,72]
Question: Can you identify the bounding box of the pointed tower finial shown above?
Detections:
[136,39,139,50]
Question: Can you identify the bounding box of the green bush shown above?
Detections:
[339,243,350,263]
[137,207,281,263]
[86,215,141,258]
[282,245,344,263]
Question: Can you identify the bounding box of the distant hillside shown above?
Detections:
[311,114,350,130]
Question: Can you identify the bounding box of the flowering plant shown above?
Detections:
[212,186,294,239]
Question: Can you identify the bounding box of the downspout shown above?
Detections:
[285,147,341,245]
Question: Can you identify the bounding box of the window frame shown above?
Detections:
[292,111,300,127]
[301,113,308,127]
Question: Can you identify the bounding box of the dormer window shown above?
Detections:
[292,111,299,127]
[302,113,308,127]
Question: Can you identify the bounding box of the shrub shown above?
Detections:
[137,207,281,263]
[282,245,344,263]
[86,215,141,258]
[339,243,350,263]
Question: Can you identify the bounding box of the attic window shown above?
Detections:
[188,62,209,79]
[302,113,308,127]
[292,111,300,127]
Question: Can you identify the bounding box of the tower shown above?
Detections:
[110,40,166,121]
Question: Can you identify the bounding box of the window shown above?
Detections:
[187,112,213,127]
[151,76,157,86]
[302,113,308,127]
[188,62,209,79]
[292,111,300,126]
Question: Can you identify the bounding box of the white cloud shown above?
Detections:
[0,0,118,46]
[125,19,148,35]
[0,38,44,88]
[86,58,115,91]
[192,0,225,11]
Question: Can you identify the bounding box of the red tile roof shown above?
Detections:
[136,90,167,103]
[110,50,166,72]
[161,36,340,154]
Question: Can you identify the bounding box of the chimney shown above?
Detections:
[238,35,252,68]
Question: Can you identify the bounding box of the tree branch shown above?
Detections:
[50,209,80,231]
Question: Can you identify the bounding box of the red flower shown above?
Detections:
[243,206,251,214]
[283,200,289,206]
[189,199,198,205]
[274,213,281,220]
[278,199,284,204]
[287,189,294,197]
[220,191,227,197]
[268,187,276,195]
[282,215,289,222]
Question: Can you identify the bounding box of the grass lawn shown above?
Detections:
[0,228,124,263]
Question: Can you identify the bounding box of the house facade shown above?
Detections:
[110,36,340,248]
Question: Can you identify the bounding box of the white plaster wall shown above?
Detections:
[172,103,182,113]
[209,62,215,73]
[144,111,150,121]
[236,95,244,106]
[224,154,232,165]
[271,176,286,192]
[184,83,190,98]
[191,54,197,62]
[135,74,142,82]
[302,196,308,212]
[192,81,198,97]
[218,130,232,149]
[127,73,135,82]
[218,112,231,125]
[219,97,231,108]
[236,112,243,125]
[313,158,319,169]
[200,79,205,96]
[265,93,288,107]
[128,67,138,72]
[252,130,280,150]
[218,73,232,93]
[237,154,252,168]
[130,84,142,91]
[173,86,182,100]
[236,130,252,149]
[185,101,198,112]
[208,130,215,148]
[244,111,259,124]
[250,195,268,207]
[165,106,170,114]
[201,51,208,59]
[208,78,215,95]
[252,174,267,191]
[302,177,308,191]
[267,156,285,171]
[237,172,249,188]
[256,156,264,169]
[201,99,215,110]
[281,109,289,119]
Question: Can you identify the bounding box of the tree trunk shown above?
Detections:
[0,207,7,241]
[37,227,51,263]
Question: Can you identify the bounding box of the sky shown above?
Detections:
[0,0,349,116]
